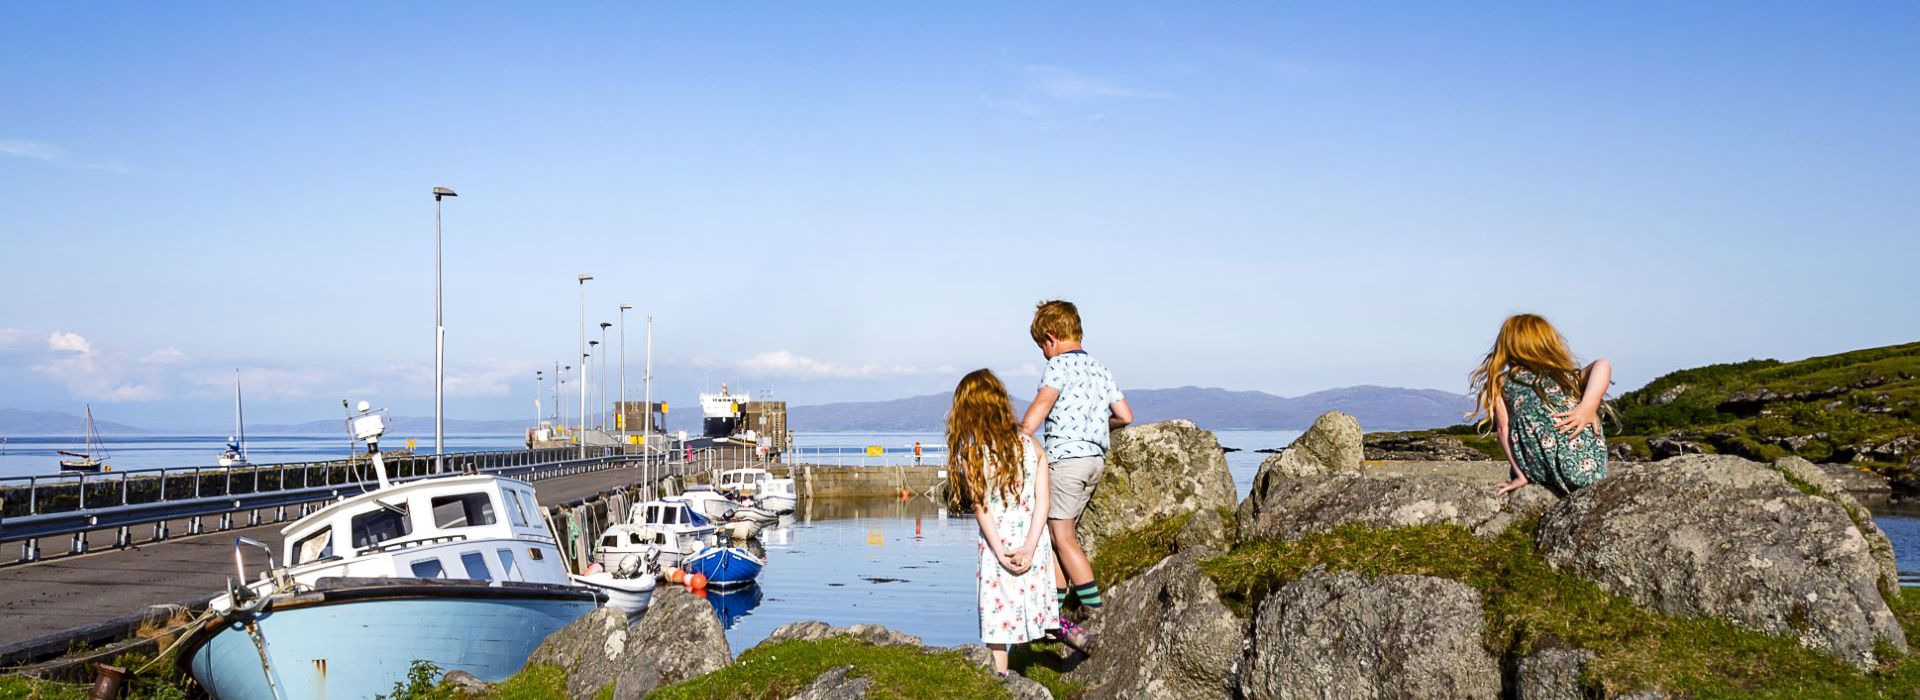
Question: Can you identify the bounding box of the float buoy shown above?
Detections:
[687,573,708,590]
[666,568,686,584]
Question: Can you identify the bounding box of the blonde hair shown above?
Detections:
[1030,300,1083,347]
[945,369,1024,511]
[1469,314,1586,430]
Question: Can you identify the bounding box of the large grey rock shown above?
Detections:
[1174,507,1234,556]
[1238,411,1363,526]
[1537,455,1907,668]
[1514,647,1593,700]
[1067,550,1249,699]
[1241,570,1500,700]
[529,587,731,699]
[1364,430,1488,461]
[786,666,871,700]
[1081,420,1236,557]
[1774,456,1900,593]
[761,620,923,648]
[1239,472,1557,542]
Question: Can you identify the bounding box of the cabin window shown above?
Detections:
[351,506,412,549]
[410,559,445,578]
[513,489,539,526]
[293,528,333,564]
[497,548,521,581]
[502,490,530,527]
[627,533,645,546]
[459,552,493,582]
[432,493,497,529]
[602,534,620,548]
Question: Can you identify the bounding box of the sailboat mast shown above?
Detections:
[235,370,248,459]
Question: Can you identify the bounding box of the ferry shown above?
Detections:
[699,384,750,438]
[178,403,602,700]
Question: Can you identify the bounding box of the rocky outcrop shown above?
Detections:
[1364,430,1488,461]
[528,587,731,699]
[1081,419,1237,557]
[763,624,1049,700]
[1067,550,1249,699]
[1536,455,1907,668]
[1239,411,1554,541]
[1240,570,1501,700]
[762,620,924,648]
[1239,471,1556,542]
[1174,506,1234,556]
[1772,457,1900,594]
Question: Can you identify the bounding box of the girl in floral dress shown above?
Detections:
[947,369,1058,677]
[1470,314,1613,496]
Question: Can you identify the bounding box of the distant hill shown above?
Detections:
[251,416,531,435]
[0,408,149,435]
[1606,341,1920,468]
[789,385,1472,433]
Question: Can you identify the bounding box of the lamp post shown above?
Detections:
[432,186,457,473]
[644,314,653,450]
[588,340,601,430]
[577,274,592,458]
[618,305,631,439]
[598,322,611,430]
[534,370,543,426]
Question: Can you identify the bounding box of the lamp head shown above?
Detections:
[619,304,633,311]
[578,274,593,282]
[600,322,612,330]
[433,186,457,201]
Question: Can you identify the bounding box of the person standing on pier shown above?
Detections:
[1020,299,1130,651]
[947,369,1057,678]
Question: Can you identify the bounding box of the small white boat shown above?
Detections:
[716,468,772,497]
[728,505,781,525]
[672,486,738,520]
[755,478,797,513]
[717,518,765,542]
[595,520,705,570]
[627,499,719,567]
[216,371,251,468]
[572,551,658,618]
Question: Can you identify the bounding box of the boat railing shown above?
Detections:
[0,445,646,563]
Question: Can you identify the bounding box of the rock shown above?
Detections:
[1773,457,1900,594]
[1174,507,1233,556]
[1067,550,1249,699]
[1240,570,1500,700]
[1238,472,1557,542]
[762,620,922,648]
[786,666,871,700]
[1536,455,1907,668]
[1513,648,1593,700]
[1239,411,1365,527]
[441,670,493,694]
[1645,435,1705,461]
[1363,431,1487,461]
[1608,442,1639,462]
[529,587,731,699]
[1002,674,1053,700]
[1081,420,1237,557]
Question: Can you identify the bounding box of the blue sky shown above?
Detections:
[2,3,1916,431]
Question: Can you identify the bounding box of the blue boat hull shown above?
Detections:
[185,584,598,700]
[682,547,763,587]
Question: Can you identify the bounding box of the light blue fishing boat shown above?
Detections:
[177,403,604,699]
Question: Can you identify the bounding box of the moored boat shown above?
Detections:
[622,499,718,567]
[671,486,737,521]
[57,405,109,473]
[715,467,772,497]
[755,478,797,513]
[216,370,251,468]
[680,545,764,588]
[178,403,602,700]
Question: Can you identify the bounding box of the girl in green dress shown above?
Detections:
[1470,314,1613,496]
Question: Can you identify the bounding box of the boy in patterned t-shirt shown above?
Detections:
[1019,300,1132,651]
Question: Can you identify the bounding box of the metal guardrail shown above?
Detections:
[788,444,949,467]
[0,446,635,563]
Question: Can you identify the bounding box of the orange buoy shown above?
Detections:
[687,573,708,590]
[667,568,686,584]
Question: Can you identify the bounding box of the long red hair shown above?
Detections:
[1469,314,1586,430]
[945,369,1023,511]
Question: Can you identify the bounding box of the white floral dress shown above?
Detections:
[977,436,1059,644]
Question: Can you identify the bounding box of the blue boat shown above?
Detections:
[681,546,764,588]
[184,579,598,699]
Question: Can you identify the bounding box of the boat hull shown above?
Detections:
[185,582,597,700]
[681,547,764,588]
[754,495,796,512]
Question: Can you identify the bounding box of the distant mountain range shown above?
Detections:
[0,408,150,435]
[789,385,1473,433]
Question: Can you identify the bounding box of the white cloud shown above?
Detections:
[0,138,132,174]
[144,348,186,364]
[1025,66,1168,101]
[48,331,92,354]
[705,350,954,380]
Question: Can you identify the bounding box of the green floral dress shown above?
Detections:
[1503,368,1608,495]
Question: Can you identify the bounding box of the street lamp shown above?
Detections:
[577,274,592,458]
[598,322,612,430]
[534,370,544,426]
[589,340,601,430]
[618,304,631,439]
[432,186,457,473]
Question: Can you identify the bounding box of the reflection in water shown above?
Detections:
[700,583,765,628]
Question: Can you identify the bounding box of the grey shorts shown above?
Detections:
[1048,456,1105,521]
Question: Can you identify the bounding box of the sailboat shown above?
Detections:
[217,370,250,468]
[57,405,109,473]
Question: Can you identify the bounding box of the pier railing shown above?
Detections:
[0,446,634,562]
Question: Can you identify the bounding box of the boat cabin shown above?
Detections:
[633,499,713,532]
[716,468,773,496]
[272,475,570,587]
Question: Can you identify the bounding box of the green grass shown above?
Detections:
[1201,522,1920,698]
[1089,511,1195,588]
[646,636,1024,700]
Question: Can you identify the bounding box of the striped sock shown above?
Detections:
[1056,587,1069,607]
[1072,581,1103,609]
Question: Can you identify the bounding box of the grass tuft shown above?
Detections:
[647,636,1025,700]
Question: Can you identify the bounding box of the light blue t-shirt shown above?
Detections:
[1039,350,1124,461]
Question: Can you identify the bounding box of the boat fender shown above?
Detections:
[687,573,707,591]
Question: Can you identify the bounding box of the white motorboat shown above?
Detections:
[716,467,772,497]
[595,520,706,570]
[728,505,781,525]
[627,499,719,567]
[177,403,602,700]
[572,550,658,618]
[672,486,738,520]
[755,477,797,513]
[717,518,765,542]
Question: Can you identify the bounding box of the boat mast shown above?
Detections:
[235,369,248,461]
